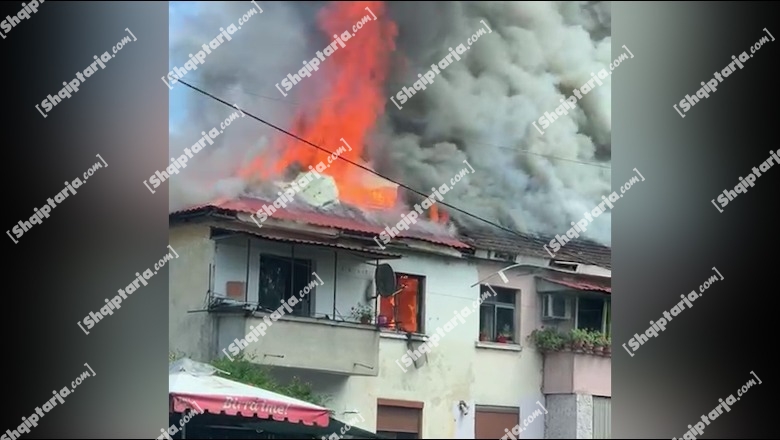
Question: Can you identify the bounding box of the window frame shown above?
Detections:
[479,285,518,342]
[541,293,571,319]
[376,399,423,439]
[380,272,426,334]
[474,405,520,439]
[573,295,611,334]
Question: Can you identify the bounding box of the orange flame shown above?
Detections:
[239,1,398,210]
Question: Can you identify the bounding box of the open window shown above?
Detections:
[257,254,313,317]
[575,296,611,334]
[379,273,424,334]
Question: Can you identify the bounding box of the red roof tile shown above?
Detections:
[538,276,611,293]
[171,196,472,249]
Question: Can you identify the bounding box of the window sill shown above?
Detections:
[379,331,428,343]
[475,341,522,352]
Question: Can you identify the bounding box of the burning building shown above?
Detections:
[169,1,613,438]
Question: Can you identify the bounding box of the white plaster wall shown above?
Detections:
[169,223,216,362]
[320,253,482,438]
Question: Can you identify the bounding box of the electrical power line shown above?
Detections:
[177,79,537,241]
[179,80,611,170]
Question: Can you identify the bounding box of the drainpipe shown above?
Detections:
[333,251,338,319]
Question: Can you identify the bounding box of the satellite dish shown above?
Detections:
[375,264,398,297]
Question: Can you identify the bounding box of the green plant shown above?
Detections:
[211,354,329,407]
[570,328,589,344]
[348,303,374,321]
[593,331,608,347]
[529,327,564,352]
[587,331,606,353]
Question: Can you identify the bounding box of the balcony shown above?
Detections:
[207,226,402,377]
[542,350,611,397]
[216,312,380,376]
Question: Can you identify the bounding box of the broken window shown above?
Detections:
[379,273,424,334]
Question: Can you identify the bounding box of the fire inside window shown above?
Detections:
[379,274,423,334]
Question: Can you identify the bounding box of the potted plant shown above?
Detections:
[570,329,588,352]
[583,330,596,353]
[349,303,374,324]
[529,327,563,353]
[561,331,573,351]
[495,324,513,343]
[592,332,605,356]
[603,335,611,356]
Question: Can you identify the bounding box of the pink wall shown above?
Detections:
[476,263,540,344]
[543,351,611,397]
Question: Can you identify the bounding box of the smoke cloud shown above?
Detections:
[169,1,613,245]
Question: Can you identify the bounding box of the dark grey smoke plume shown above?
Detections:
[169,1,613,244]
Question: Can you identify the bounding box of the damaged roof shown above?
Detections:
[171,196,472,249]
[171,197,611,269]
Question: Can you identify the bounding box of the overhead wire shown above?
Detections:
[177,79,540,240]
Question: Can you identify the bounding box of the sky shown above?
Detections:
[168,1,201,134]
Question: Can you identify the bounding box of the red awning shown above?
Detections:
[538,276,611,293]
[169,359,330,427]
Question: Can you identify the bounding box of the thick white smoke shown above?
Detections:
[169,1,613,244]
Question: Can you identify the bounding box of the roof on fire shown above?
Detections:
[170,196,472,249]
[170,197,611,269]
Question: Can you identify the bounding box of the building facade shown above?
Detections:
[169,198,611,439]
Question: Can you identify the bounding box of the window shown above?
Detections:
[576,296,610,334]
[475,406,519,439]
[479,285,517,343]
[376,400,422,439]
[257,254,313,317]
[379,273,424,334]
[542,294,569,318]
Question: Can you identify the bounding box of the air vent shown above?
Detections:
[494,252,516,262]
[549,260,579,272]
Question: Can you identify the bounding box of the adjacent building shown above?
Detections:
[169,196,611,439]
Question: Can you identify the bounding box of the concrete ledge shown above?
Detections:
[475,341,522,352]
[379,331,428,342]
